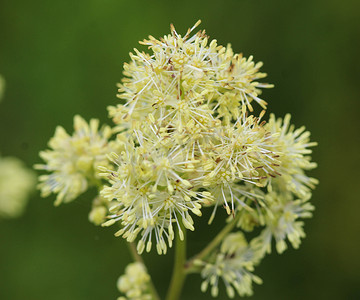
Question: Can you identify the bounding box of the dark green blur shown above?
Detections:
[0,0,359,299]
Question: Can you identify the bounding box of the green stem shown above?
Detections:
[165,224,187,300]
[126,242,161,300]
[185,214,240,274]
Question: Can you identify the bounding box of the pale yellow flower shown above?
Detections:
[100,137,211,254]
[108,20,272,132]
[250,191,315,255]
[35,115,118,206]
[198,232,262,298]
[265,113,318,198]
[200,113,280,222]
[0,156,35,218]
[100,22,317,258]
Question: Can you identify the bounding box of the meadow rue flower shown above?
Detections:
[101,21,279,253]
[250,191,315,255]
[200,112,281,223]
[0,156,35,218]
[99,137,211,254]
[35,115,119,206]
[198,232,263,298]
[117,262,152,300]
[264,113,318,199]
[35,20,318,299]
[108,20,271,132]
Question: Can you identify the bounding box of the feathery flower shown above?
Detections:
[99,138,212,254]
[198,232,262,298]
[35,20,318,299]
[200,113,280,222]
[265,114,318,198]
[101,22,321,257]
[108,20,272,132]
[251,191,315,255]
[35,115,118,205]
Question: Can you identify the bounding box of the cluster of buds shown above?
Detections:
[117,262,152,300]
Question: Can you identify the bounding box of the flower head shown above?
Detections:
[100,18,276,250]
[99,22,318,259]
[198,232,262,298]
[108,20,272,132]
[250,191,315,255]
[265,113,318,198]
[99,137,212,254]
[35,115,118,205]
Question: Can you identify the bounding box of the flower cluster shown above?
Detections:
[117,262,152,300]
[197,232,263,298]
[35,115,119,206]
[100,21,286,256]
[35,21,318,299]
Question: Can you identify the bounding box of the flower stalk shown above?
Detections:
[165,222,187,300]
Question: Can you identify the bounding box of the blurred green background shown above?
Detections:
[0,0,359,299]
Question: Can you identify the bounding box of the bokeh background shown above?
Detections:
[1,0,359,299]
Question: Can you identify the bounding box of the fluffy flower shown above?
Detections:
[117,262,152,300]
[100,18,277,250]
[265,113,318,198]
[0,156,35,218]
[35,115,118,205]
[198,232,262,298]
[200,113,280,222]
[100,137,212,254]
[250,191,315,255]
[35,20,318,299]
[108,20,272,132]
[99,22,317,258]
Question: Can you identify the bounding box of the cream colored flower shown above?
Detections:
[100,22,317,259]
[250,191,315,255]
[198,232,262,298]
[100,137,212,254]
[108,20,272,132]
[265,113,318,198]
[0,156,35,218]
[35,115,118,205]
